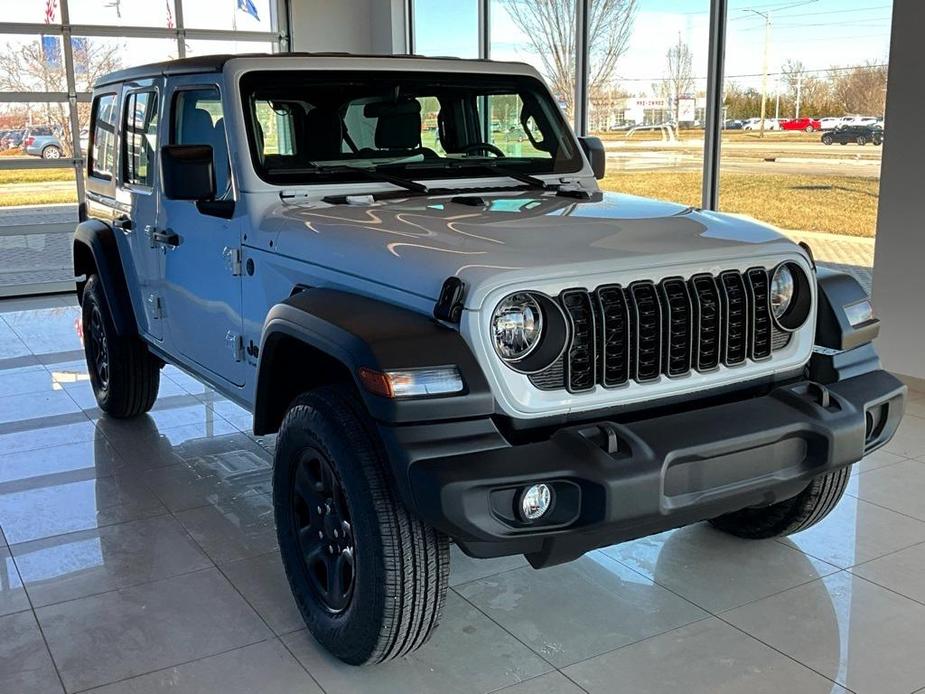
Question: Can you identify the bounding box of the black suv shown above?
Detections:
[822,125,883,146]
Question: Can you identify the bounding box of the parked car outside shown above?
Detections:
[818,117,841,130]
[1,129,25,149]
[76,53,906,666]
[780,117,822,132]
[840,116,879,127]
[723,118,744,129]
[742,117,780,131]
[24,133,65,159]
[821,125,883,146]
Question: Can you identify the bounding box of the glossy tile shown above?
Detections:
[602,524,838,612]
[494,671,586,694]
[0,547,29,617]
[853,448,907,476]
[142,450,272,513]
[0,389,82,427]
[87,395,235,432]
[564,617,847,694]
[850,541,925,605]
[0,471,166,545]
[448,544,529,587]
[0,319,30,359]
[221,551,303,635]
[283,591,551,693]
[456,554,708,668]
[723,571,925,694]
[84,639,322,694]
[0,610,64,694]
[0,417,95,456]
[0,365,53,398]
[36,568,271,692]
[175,495,278,564]
[0,439,122,487]
[848,460,925,520]
[882,414,925,459]
[1,306,83,356]
[780,494,925,568]
[12,515,212,607]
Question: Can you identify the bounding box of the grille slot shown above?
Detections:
[561,290,596,392]
[660,278,693,377]
[629,282,662,382]
[746,268,773,360]
[690,274,721,371]
[524,267,795,392]
[719,271,749,366]
[595,285,631,387]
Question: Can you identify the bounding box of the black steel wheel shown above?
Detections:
[81,274,160,417]
[274,385,449,665]
[290,446,356,613]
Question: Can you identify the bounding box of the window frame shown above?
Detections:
[169,83,235,201]
[120,87,161,191]
[88,91,120,182]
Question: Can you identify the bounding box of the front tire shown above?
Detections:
[81,274,160,417]
[710,466,850,539]
[41,145,62,159]
[273,385,449,665]
[822,135,833,145]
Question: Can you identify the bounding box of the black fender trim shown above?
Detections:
[815,267,879,351]
[253,288,494,432]
[73,220,137,337]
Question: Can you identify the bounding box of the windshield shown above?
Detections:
[239,69,582,186]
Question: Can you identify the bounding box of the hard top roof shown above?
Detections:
[93,52,525,88]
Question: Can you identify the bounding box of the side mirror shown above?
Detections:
[161,144,215,201]
[578,136,606,180]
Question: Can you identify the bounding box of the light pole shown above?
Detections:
[744,8,771,138]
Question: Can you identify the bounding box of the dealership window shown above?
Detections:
[0,0,288,297]
[718,0,893,248]
[413,0,479,58]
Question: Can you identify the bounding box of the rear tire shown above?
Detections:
[273,385,450,665]
[41,145,62,159]
[81,274,160,417]
[710,466,850,539]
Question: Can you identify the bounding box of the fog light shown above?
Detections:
[520,483,552,521]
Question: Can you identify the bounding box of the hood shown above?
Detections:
[264,190,802,309]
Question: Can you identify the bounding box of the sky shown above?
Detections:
[415,0,894,93]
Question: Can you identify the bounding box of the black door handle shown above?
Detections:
[152,230,181,247]
[113,216,133,232]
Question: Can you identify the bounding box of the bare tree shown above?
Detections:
[829,61,888,117]
[500,0,638,118]
[0,37,124,154]
[664,33,694,123]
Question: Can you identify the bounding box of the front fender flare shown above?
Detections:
[254,288,495,430]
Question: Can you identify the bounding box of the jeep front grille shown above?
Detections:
[531,268,792,392]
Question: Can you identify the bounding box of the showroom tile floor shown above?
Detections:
[1,294,925,694]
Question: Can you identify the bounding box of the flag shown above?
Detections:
[237,0,260,21]
[44,0,57,24]
[42,36,61,68]
[166,0,175,29]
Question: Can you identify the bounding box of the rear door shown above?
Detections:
[158,78,245,387]
[115,80,165,340]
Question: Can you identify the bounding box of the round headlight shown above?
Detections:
[770,264,795,319]
[492,293,543,362]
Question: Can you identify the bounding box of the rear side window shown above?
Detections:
[122,91,159,187]
[172,88,231,198]
[90,93,117,180]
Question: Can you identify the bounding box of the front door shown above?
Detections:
[159,81,245,387]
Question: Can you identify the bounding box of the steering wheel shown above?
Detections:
[462,142,506,158]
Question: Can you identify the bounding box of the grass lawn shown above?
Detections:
[601,171,879,237]
[0,169,76,185]
[0,190,77,206]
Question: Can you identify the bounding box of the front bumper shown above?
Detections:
[400,369,905,567]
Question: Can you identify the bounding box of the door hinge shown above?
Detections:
[225,331,244,362]
[147,293,164,319]
[223,247,242,276]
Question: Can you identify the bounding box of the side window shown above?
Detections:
[90,93,117,180]
[122,91,158,187]
[173,88,231,198]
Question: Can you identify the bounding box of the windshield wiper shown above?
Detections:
[463,162,554,191]
[303,163,429,195]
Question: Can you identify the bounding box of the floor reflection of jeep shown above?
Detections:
[74,54,905,665]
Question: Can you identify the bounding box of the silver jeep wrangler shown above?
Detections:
[74,53,905,665]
